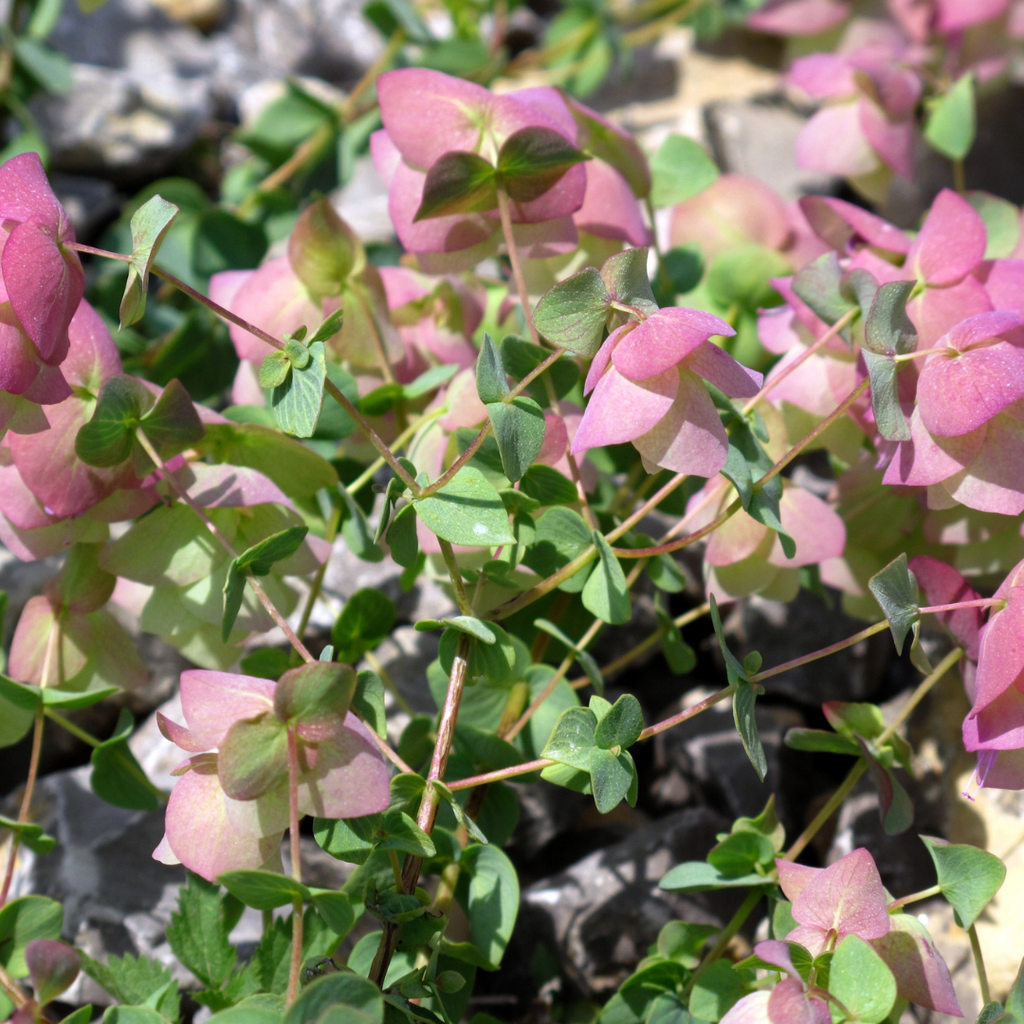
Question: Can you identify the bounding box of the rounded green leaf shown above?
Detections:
[829,935,897,1024]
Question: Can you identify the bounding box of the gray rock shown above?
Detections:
[519,806,740,997]
[705,96,837,203]
[650,687,803,822]
[50,174,121,238]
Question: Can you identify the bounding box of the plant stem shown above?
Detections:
[496,188,540,347]
[785,760,867,863]
[44,708,101,747]
[369,630,472,986]
[447,757,553,791]
[0,962,26,1008]
[438,539,473,615]
[684,889,763,996]
[969,923,990,1004]
[286,726,304,1007]
[741,307,858,415]
[888,883,942,911]
[0,623,57,907]
[750,621,890,684]
[136,428,316,662]
[638,684,736,741]
[952,158,967,195]
[919,598,1004,615]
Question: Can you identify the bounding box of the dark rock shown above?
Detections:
[517,806,742,999]
[650,688,804,824]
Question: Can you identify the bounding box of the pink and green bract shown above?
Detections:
[154,668,390,881]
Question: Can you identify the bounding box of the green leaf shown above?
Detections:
[0,814,56,855]
[139,379,204,460]
[829,935,897,1024]
[533,267,610,357]
[166,873,240,990]
[332,589,396,664]
[582,531,630,624]
[414,151,497,221]
[654,601,696,676]
[594,694,643,749]
[784,728,862,756]
[260,352,291,389]
[120,194,178,328]
[589,747,636,813]
[476,333,509,405]
[533,618,604,694]
[658,860,772,893]
[968,192,1022,259]
[414,467,515,547]
[864,280,917,357]
[339,483,383,563]
[458,844,519,969]
[192,208,267,279]
[217,714,289,800]
[501,336,579,404]
[312,814,381,865]
[920,836,1006,929]
[520,464,577,506]
[102,1008,168,1024]
[0,896,62,976]
[274,662,357,724]
[707,244,790,310]
[59,1007,95,1024]
[497,126,589,203]
[487,396,546,483]
[925,72,976,161]
[978,1002,1010,1024]
[862,349,910,442]
[658,245,704,298]
[1003,954,1024,1022]
[75,374,152,468]
[600,247,659,316]
[285,972,383,1024]
[241,647,293,681]
[688,959,744,1022]
[376,809,436,858]
[418,615,496,643]
[649,134,719,208]
[288,198,361,298]
[438,623,516,685]
[707,831,773,878]
[868,554,920,656]
[219,870,312,910]
[403,362,459,398]
[792,252,856,330]
[541,705,598,771]
[353,670,387,739]
[270,340,327,438]
[91,708,159,811]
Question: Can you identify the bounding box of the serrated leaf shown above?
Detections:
[497,126,588,203]
[533,267,610,357]
[270,340,327,438]
[121,195,178,328]
[868,554,920,655]
[414,151,497,221]
[582,531,630,625]
[649,134,719,209]
[414,467,515,547]
[166,873,240,990]
[920,836,1006,929]
[487,396,546,483]
[925,72,976,161]
[476,333,509,405]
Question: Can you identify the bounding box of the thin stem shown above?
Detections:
[877,646,962,745]
[0,962,26,1008]
[638,684,735,742]
[753,378,870,493]
[969,923,990,1004]
[0,623,57,906]
[136,428,315,663]
[496,188,540,346]
[348,407,444,495]
[438,539,473,615]
[750,621,890,684]
[741,307,858,415]
[294,500,342,643]
[684,889,763,996]
[447,757,552,791]
[919,598,1004,615]
[370,633,472,987]
[784,761,867,863]
[365,650,414,716]
[286,727,304,1007]
[888,883,942,911]
[44,708,101,747]
[505,618,603,741]
[952,158,967,196]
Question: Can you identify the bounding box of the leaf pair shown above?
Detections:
[414,126,588,222]
[533,246,658,357]
[541,694,644,812]
[75,376,205,474]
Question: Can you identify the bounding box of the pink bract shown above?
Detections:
[0,153,84,366]
[154,669,390,881]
